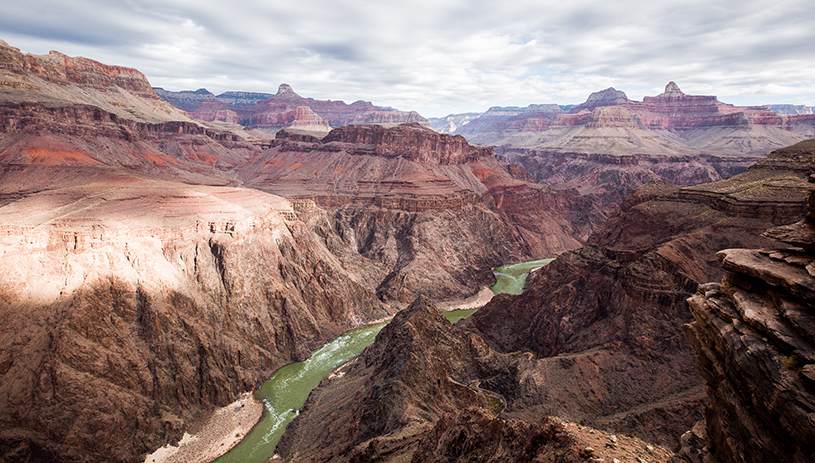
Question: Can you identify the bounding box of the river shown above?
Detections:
[215,257,553,462]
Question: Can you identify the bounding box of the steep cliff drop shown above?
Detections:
[460,140,815,447]
[672,178,815,463]
[0,41,394,462]
[239,122,603,306]
[0,179,391,462]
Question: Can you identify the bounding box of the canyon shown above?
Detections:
[277,140,815,461]
[1,37,813,463]
[0,40,596,461]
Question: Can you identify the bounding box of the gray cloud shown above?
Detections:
[2,0,813,116]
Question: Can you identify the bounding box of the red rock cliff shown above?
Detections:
[0,40,158,99]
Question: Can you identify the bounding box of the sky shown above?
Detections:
[2,0,814,117]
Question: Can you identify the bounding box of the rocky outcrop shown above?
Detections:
[320,122,489,165]
[408,409,588,463]
[570,87,632,113]
[276,296,602,463]
[277,296,679,462]
[0,40,157,100]
[0,178,391,462]
[455,82,815,214]
[276,296,502,462]
[239,123,602,304]
[673,181,815,463]
[461,140,815,447]
[289,106,331,132]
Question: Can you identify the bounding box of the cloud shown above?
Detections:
[2,0,814,116]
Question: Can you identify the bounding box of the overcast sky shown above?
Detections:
[2,0,814,117]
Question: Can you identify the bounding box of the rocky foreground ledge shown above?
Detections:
[673,180,815,463]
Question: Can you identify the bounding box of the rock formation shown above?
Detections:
[451,82,815,214]
[0,40,604,461]
[672,178,815,463]
[0,178,391,462]
[277,296,618,462]
[239,122,603,304]
[289,106,331,133]
[428,112,482,134]
[157,83,432,132]
[0,42,396,462]
[461,140,815,447]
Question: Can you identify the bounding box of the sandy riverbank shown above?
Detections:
[144,392,263,463]
[435,286,494,312]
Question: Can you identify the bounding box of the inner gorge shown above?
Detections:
[207,259,546,463]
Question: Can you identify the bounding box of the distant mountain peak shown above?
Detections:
[587,87,630,103]
[570,87,631,113]
[276,83,300,98]
[662,81,684,97]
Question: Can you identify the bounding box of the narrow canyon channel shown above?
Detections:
[214,258,554,462]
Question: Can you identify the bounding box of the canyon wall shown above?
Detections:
[0,180,391,462]
[672,179,815,463]
[276,296,591,463]
[239,123,603,305]
[461,140,815,447]
[452,83,815,214]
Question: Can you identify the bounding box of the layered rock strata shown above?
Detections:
[159,83,431,132]
[0,40,156,100]
[240,122,603,304]
[0,178,390,462]
[674,182,815,463]
[289,106,331,133]
[461,140,815,447]
[454,82,815,213]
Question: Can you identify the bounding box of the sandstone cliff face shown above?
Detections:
[673,182,815,463]
[239,123,602,304]
[461,140,815,447]
[0,40,156,100]
[0,179,390,462]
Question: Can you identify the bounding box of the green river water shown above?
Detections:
[490,258,555,295]
[215,258,551,462]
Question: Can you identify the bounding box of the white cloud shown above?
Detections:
[2,0,814,116]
